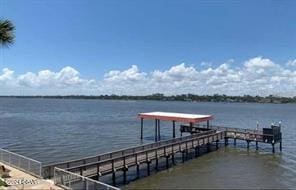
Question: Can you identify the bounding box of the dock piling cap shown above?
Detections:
[138,111,213,123]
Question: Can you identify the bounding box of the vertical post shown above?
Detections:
[256,141,258,150]
[280,141,282,151]
[155,119,158,142]
[216,140,219,150]
[140,118,143,140]
[123,157,127,184]
[247,140,250,149]
[224,137,228,146]
[166,156,169,169]
[155,150,158,170]
[96,164,100,180]
[272,143,275,153]
[195,146,199,157]
[147,161,150,176]
[112,160,116,185]
[173,121,176,138]
[136,154,140,178]
[158,120,161,141]
[207,120,210,129]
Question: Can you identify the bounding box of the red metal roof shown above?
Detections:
[138,111,213,123]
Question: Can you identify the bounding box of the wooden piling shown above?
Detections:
[158,120,161,141]
[272,143,275,153]
[216,140,219,150]
[256,141,258,150]
[155,119,158,142]
[140,118,143,140]
[112,160,116,185]
[166,156,169,169]
[147,160,151,176]
[173,121,176,138]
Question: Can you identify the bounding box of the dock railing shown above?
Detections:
[54,167,120,190]
[0,148,42,178]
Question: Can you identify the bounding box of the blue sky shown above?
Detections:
[1,0,296,96]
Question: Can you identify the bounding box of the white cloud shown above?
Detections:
[0,68,14,83]
[286,59,296,67]
[1,56,296,96]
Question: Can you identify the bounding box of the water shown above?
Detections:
[0,98,295,188]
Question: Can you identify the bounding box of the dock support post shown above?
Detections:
[280,141,282,151]
[195,146,200,157]
[207,143,211,152]
[256,141,258,150]
[112,169,116,185]
[182,151,185,163]
[147,161,151,176]
[155,119,158,142]
[140,118,143,140]
[123,167,128,184]
[224,137,228,146]
[234,138,237,146]
[136,164,140,178]
[173,121,176,138]
[158,120,161,141]
[272,143,275,153]
[166,155,169,169]
[247,140,250,149]
[112,160,116,185]
[155,157,159,170]
[216,140,219,150]
[207,120,210,129]
[172,153,175,165]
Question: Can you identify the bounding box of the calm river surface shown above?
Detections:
[0,98,295,188]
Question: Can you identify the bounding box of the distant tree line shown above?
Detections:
[1,94,296,103]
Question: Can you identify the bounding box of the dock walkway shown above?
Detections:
[43,129,224,184]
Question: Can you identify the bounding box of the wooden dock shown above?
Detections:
[181,124,282,152]
[43,129,224,183]
[42,112,283,189]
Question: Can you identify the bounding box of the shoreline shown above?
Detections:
[0,95,295,104]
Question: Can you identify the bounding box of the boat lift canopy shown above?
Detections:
[138,111,213,141]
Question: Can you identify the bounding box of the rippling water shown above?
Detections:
[0,98,295,188]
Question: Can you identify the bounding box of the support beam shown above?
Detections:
[272,143,275,153]
[195,146,199,157]
[112,169,116,185]
[280,141,282,151]
[140,118,143,140]
[224,137,228,146]
[207,120,210,129]
[166,156,169,169]
[155,119,158,142]
[123,167,128,184]
[256,141,258,150]
[112,160,116,185]
[172,153,175,165]
[247,140,250,149]
[173,121,176,138]
[147,161,151,176]
[216,140,219,150]
[158,120,161,141]
[136,164,140,178]
[207,143,211,152]
[234,138,237,146]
